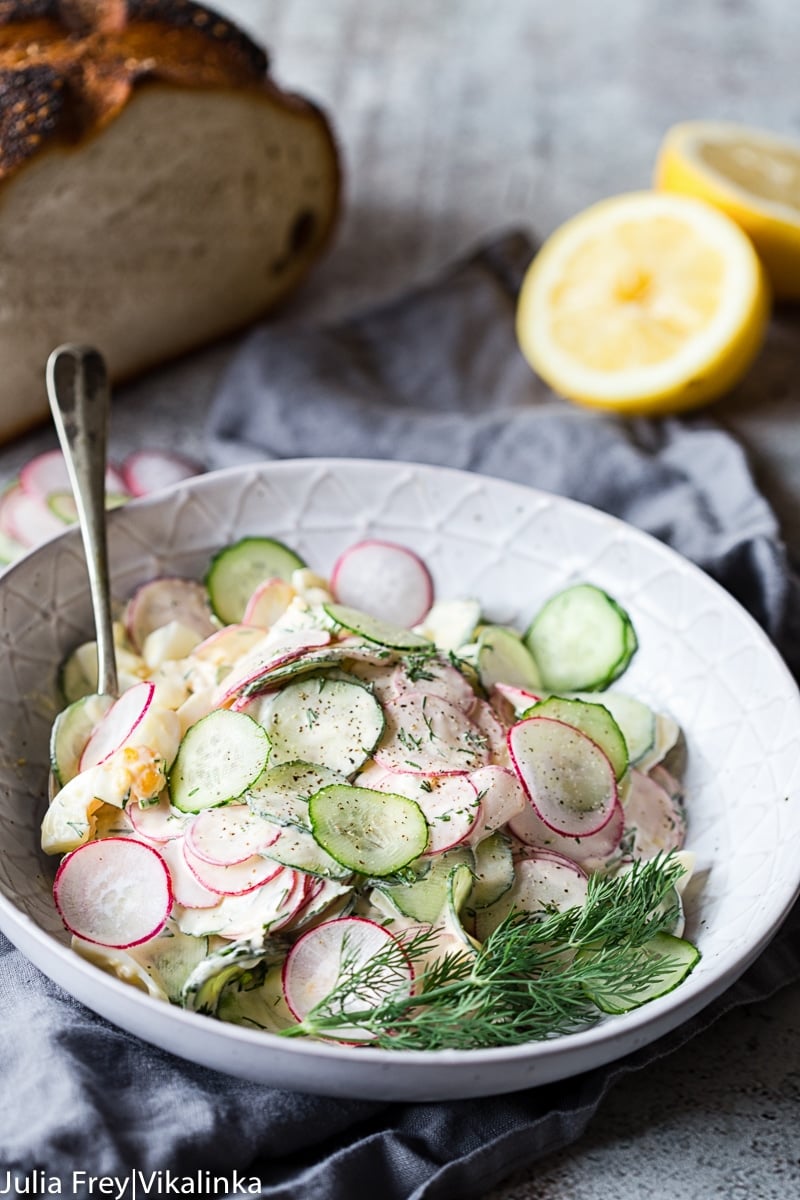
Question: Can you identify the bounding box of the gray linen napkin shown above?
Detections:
[2,233,799,1198]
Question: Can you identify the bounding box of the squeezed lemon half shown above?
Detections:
[516,191,769,416]
[656,120,800,300]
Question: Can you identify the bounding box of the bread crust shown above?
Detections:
[0,0,331,179]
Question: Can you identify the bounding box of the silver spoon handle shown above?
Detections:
[46,345,118,698]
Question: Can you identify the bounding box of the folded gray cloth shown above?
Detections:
[2,233,799,1198]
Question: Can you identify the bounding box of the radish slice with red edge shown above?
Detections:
[242,578,295,628]
[126,577,216,652]
[53,837,172,948]
[392,659,476,714]
[623,769,686,858]
[192,624,267,666]
[80,681,155,770]
[159,838,221,908]
[468,764,527,837]
[19,450,128,502]
[475,854,589,941]
[182,842,283,895]
[282,916,413,1039]
[331,539,434,628]
[509,794,625,867]
[508,716,617,837]
[376,692,489,775]
[121,450,203,497]
[213,629,332,707]
[127,795,188,842]
[362,770,482,854]
[0,483,65,546]
[186,804,280,866]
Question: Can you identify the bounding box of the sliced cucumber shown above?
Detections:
[373,846,474,923]
[526,696,628,781]
[130,922,209,1004]
[181,937,284,1015]
[206,537,306,625]
[580,931,700,1014]
[262,823,352,880]
[524,584,637,692]
[323,602,432,651]
[571,690,656,766]
[308,783,429,876]
[169,709,269,813]
[476,625,541,692]
[59,641,98,704]
[467,832,515,912]
[50,693,114,787]
[247,761,347,827]
[218,962,298,1032]
[263,676,384,777]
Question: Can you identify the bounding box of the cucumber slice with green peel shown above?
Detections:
[309,784,429,876]
[130,922,209,1004]
[373,846,474,923]
[50,693,114,786]
[476,625,542,693]
[206,537,306,625]
[438,863,481,955]
[570,691,656,765]
[467,832,515,912]
[218,962,298,1032]
[247,761,347,827]
[262,676,384,777]
[579,931,700,1014]
[59,641,99,704]
[169,709,269,813]
[524,584,638,692]
[526,696,629,781]
[181,936,286,1015]
[262,823,353,880]
[323,602,433,651]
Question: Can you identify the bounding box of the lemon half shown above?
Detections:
[656,120,800,300]
[516,191,769,416]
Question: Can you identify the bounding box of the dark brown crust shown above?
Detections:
[0,1,310,178]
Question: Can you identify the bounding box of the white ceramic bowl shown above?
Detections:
[1,459,798,1101]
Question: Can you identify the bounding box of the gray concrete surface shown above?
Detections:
[1,1,799,1196]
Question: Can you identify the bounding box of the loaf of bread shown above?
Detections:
[0,0,341,440]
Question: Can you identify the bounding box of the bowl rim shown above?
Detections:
[1,457,798,1086]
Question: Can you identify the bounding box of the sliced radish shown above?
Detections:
[331,540,434,628]
[53,838,172,948]
[186,804,280,866]
[121,449,203,497]
[127,794,189,842]
[475,854,589,941]
[392,658,476,714]
[491,682,541,721]
[363,770,481,854]
[80,682,155,770]
[623,769,686,859]
[285,877,353,933]
[212,629,332,707]
[282,916,413,1039]
[0,483,65,546]
[468,765,527,838]
[174,868,297,938]
[509,795,625,868]
[19,450,128,503]
[192,624,267,667]
[182,842,283,895]
[508,716,617,837]
[158,838,222,908]
[242,578,295,628]
[470,698,510,763]
[376,692,489,775]
[126,577,216,652]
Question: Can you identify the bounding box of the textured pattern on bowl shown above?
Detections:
[0,459,798,1100]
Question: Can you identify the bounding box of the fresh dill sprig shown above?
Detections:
[279,854,694,1049]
